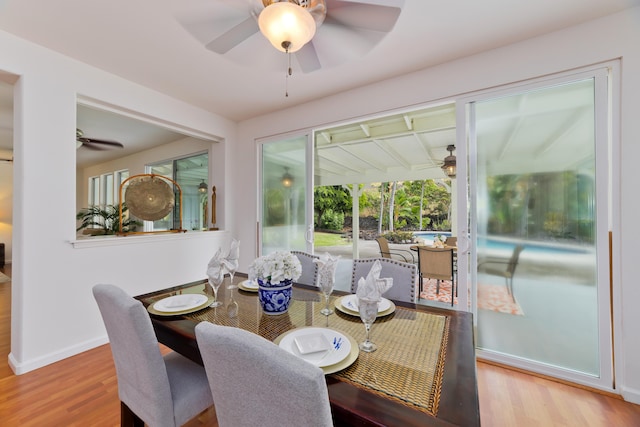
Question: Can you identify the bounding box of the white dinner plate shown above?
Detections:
[278,327,351,368]
[340,294,391,313]
[238,279,259,292]
[153,294,209,313]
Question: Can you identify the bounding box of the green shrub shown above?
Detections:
[382,231,414,243]
[320,209,344,231]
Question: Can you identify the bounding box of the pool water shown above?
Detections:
[413,232,590,255]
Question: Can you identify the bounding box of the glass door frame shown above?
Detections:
[257,131,315,257]
[455,63,619,391]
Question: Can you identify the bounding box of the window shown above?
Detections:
[147,152,208,231]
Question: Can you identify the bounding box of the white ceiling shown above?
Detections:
[0,0,637,174]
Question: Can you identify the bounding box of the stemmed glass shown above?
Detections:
[208,270,224,308]
[225,260,238,290]
[319,276,334,316]
[358,299,378,352]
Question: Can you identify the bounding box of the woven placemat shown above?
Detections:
[153,285,449,416]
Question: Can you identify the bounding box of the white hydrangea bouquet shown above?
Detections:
[249,251,302,286]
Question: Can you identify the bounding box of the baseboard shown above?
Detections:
[8,335,109,375]
[621,386,640,405]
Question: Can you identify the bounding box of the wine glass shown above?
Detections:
[319,275,334,316]
[208,270,224,308]
[225,259,238,290]
[358,299,378,352]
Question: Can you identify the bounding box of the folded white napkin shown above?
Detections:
[355,260,393,302]
[313,252,341,291]
[207,247,224,283]
[221,238,240,274]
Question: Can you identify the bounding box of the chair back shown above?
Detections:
[195,322,333,427]
[445,236,457,247]
[350,258,417,303]
[92,284,174,426]
[291,251,319,286]
[375,237,392,258]
[417,247,454,281]
[507,244,525,275]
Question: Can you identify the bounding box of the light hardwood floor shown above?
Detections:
[1,267,639,426]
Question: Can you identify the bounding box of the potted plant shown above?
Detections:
[249,251,302,315]
[76,203,141,235]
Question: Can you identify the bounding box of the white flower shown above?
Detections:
[249,251,302,286]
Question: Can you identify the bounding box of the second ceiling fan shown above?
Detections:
[76,128,124,150]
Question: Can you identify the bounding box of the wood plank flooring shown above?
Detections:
[1,267,640,426]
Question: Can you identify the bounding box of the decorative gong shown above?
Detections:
[125,175,175,220]
[118,174,185,235]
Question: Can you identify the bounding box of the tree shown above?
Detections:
[313,185,351,229]
[388,181,397,232]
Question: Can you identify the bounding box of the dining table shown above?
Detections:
[135,274,480,427]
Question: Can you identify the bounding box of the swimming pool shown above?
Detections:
[412,231,452,245]
[413,232,590,255]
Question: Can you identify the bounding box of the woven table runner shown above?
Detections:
[159,285,449,416]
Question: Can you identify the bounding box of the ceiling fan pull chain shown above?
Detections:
[282,40,292,98]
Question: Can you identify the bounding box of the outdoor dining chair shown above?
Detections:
[417,246,456,306]
[478,244,525,301]
[375,236,416,263]
[92,284,213,427]
[350,257,417,303]
[291,250,319,286]
[195,322,333,427]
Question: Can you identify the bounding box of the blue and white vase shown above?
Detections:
[258,278,293,315]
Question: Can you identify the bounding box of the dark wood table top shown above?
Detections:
[136,275,479,427]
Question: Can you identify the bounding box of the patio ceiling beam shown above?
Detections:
[536,107,589,156]
[317,153,366,174]
[373,138,410,169]
[403,115,413,130]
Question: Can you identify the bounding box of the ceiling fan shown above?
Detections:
[178,0,404,73]
[76,128,125,150]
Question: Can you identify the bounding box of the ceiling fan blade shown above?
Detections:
[325,0,402,33]
[205,16,260,54]
[295,42,322,73]
[78,138,124,150]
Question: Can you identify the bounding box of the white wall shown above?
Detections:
[0,160,11,263]
[232,8,640,403]
[0,29,236,373]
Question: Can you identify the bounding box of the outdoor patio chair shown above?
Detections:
[350,257,417,303]
[478,244,525,302]
[417,246,456,306]
[291,251,319,286]
[375,236,416,263]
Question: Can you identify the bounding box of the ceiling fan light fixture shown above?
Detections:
[442,144,456,178]
[198,180,208,193]
[281,167,294,188]
[258,1,316,53]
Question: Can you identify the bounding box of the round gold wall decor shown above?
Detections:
[125,176,175,221]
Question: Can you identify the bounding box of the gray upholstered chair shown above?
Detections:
[92,284,213,427]
[350,258,417,303]
[291,250,319,286]
[195,322,333,427]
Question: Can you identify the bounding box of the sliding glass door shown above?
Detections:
[460,67,613,389]
[259,134,313,255]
